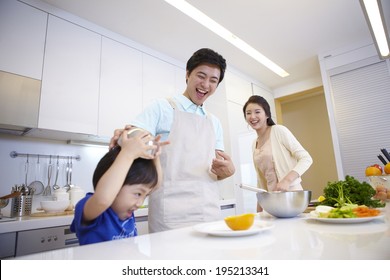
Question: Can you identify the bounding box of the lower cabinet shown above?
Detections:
[0,225,79,259]
[15,225,79,257]
[135,215,149,235]
[0,232,16,259]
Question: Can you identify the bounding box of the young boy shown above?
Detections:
[71,130,164,245]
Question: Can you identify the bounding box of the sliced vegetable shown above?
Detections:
[353,206,380,217]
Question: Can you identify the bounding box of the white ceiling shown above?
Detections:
[40,0,373,90]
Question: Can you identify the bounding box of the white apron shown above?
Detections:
[148,99,221,232]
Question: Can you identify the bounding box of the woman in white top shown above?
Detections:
[243,95,313,211]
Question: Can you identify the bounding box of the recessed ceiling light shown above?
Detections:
[360,0,390,59]
[164,0,290,77]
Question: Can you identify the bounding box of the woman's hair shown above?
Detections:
[92,146,159,190]
[243,95,276,126]
[186,48,226,84]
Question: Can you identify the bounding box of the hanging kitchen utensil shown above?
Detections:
[63,157,71,191]
[52,156,61,190]
[69,157,74,188]
[24,155,29,187]
[28,155,44,195]
[19,156,32,196]
[42,156,53,196]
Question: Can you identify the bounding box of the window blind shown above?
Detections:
[330,60,390,182]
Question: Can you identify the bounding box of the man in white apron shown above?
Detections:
[110,48,235,232]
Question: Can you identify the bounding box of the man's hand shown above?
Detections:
[211,150,235,180]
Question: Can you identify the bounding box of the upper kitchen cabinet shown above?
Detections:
[0,0,47,80]
[39,15,101,135]
[142,54,176,107]
[98,37,143,137]
[174,67,186,95]
[224,71,253,105]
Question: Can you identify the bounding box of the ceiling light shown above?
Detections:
[164,0,289,77]
[360,0,390,59]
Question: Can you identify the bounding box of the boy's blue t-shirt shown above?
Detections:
[70,192,138,245]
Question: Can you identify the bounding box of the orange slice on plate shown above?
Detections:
[224,213,256,231]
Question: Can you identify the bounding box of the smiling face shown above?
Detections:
[111,184,152,220]
[183,64,221,106]
[245,103,269,131]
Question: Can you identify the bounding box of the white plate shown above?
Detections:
[193,220,274,237]
[307,212,385,224]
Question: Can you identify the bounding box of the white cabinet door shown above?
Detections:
[98,38,143,137]
[39,15,101,135]
[224,71,253,105]
[142,54,176,108]
[252,84,277,123]
[0,0,47,79]
[174,66,187,95]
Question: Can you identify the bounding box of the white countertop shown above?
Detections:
[11,208,390,260]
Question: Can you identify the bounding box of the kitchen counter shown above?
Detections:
[11,207,390,260]
[0,208,148,234]
[0,199,235,234]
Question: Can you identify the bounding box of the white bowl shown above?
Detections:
[40,200,70,213]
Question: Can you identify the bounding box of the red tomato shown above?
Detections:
[372,164,383,173]
[365,166,382,176]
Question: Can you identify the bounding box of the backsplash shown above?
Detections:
[0,134,108,215]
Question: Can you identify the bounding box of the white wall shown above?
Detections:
[0,135,108,215]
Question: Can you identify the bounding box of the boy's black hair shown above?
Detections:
[186,48,226,84]
[92,146,158,190]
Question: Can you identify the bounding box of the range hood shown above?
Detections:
[0,71,41,135]
[0,124,33,136]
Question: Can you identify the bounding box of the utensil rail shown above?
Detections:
[9,151,81,161]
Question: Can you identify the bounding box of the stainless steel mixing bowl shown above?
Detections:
[256,190,311,218]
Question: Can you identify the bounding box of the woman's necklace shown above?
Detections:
[256,127,270,149]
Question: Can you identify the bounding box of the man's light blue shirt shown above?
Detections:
[131,94,225,151]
